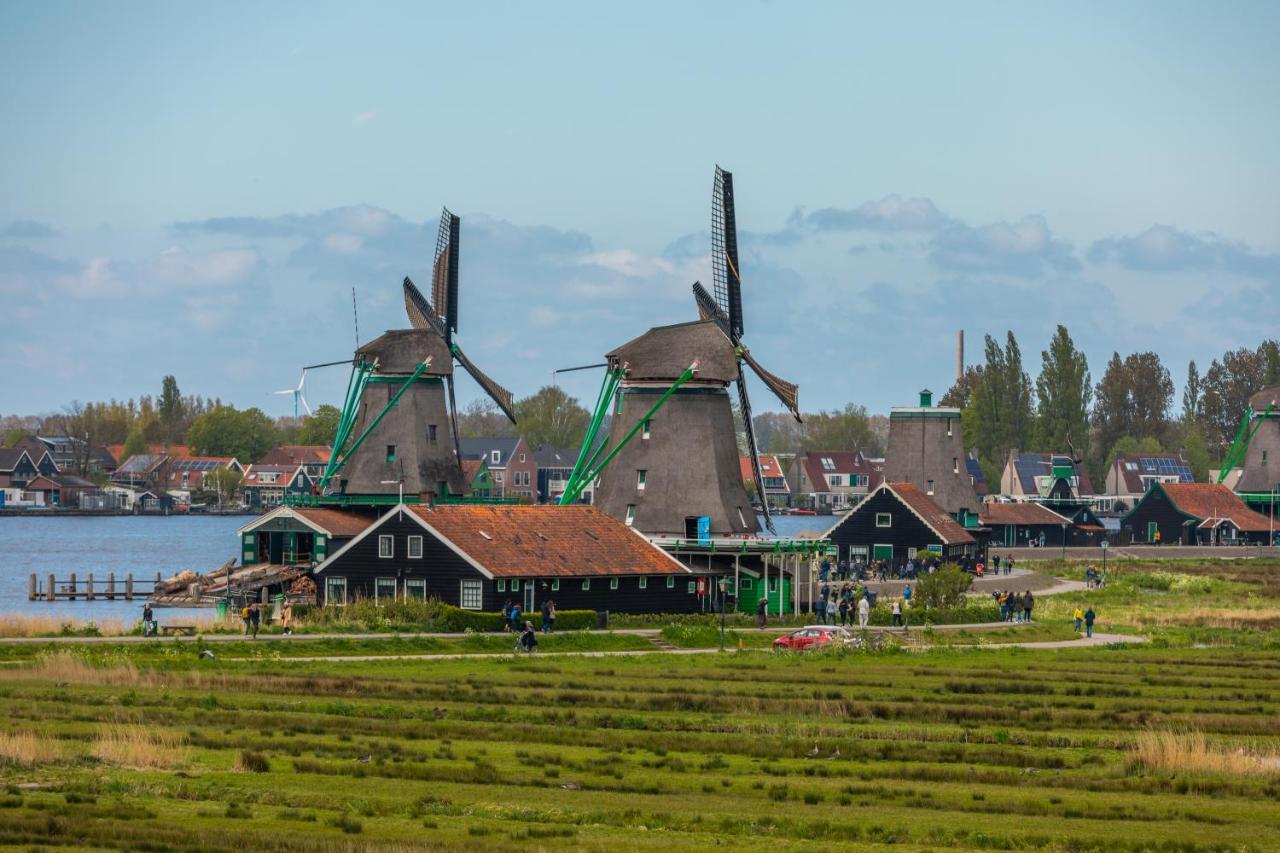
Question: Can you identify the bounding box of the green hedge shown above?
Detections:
[291,599,596,633]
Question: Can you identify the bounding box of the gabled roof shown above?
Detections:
[461,458,488,483]
[739,454,787,487]
[965,454,989,497]
[113,454,169,477]
[824,481,975,545]
[1134,483,1274,533]
[257,445,332,466]
[319,504,692,579]
[459,437,519,466]
[242,464,307,488]
[1009,452,1094,495]
[0,448,34,472]
[237,504,374,537]
[980,501,1070,527]
[796,450,880,492]
[533,446,580,469]
[1112,452,1192,493]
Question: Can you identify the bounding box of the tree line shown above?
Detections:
[942,328,1280,490]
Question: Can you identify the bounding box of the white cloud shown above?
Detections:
[323,233,364,254]
[354,110,377,123]
[146,247,260,286]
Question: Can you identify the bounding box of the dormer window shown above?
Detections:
[491,450,500,465]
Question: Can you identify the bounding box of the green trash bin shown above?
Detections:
[215,600,228,620]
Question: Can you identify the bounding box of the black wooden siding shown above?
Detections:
[316,514,700,613]
[826,488,972,565]
[1123,488,1194,544]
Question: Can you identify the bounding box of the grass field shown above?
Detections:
[1,641,1278,851]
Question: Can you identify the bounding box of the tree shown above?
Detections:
[187,405,279,462]
[1182,361,1201,424]
[939,366,984,409]
[513,386,590,450]
[456,398,516,439]
[1182,421,1211,483]
[1199,343,1276,452]
[298,405,342,446]
[1033,325,1091,456]
[1091,351,1173,478]
[962,332,1033,485]
[914,564,973,609]
[121,427,148,461]
[158,375,184,444]
[206,466,244,508]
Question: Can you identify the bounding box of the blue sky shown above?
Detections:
[2,1,1278,418]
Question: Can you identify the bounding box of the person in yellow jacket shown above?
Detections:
[1072,606,1084,633]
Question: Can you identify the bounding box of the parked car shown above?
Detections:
[772,625,854,652]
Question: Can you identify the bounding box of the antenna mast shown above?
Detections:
[351,287,360,350]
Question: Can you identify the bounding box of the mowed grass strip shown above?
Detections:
[0,645,1277,851]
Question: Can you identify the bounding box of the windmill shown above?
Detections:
[273,370,312,418]
[317,208,517,501]
[569,167,800,536]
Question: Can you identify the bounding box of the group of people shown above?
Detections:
[501,598,557,634]
[977,554,1017,577]
[235,600,293,638]
[811,582,874,628]
[1072,605,1098,637]
[992,589,1035,623]
[1084,566,1107,589]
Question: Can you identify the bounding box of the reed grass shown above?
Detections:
[92,725,187,769]
[0,730,62,766]
[1131,729,1280,777]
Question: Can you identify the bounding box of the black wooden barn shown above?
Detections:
[823,481,978,566]
[1122,482,1276,545]
[313,503,699,613]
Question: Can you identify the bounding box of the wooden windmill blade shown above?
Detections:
[736,373,775,535]
[712,166,744,340]
[403,277,449,339]
[741,348,801,423]
[431,208,460,342]
[452,345,517,424]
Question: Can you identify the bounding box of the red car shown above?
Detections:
[772,625,854,651]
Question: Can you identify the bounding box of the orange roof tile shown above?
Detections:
[293,507,376,537]
[980,502,1069,526]
[409,504,689,578]
[1160,483,1274,532]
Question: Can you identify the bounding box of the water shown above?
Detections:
[0,515,245,621]
[760,513,840,540]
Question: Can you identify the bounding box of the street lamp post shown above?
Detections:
[718,578,727,652]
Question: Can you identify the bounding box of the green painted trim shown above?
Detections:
[366,375,444,384]
[888,410,961,419]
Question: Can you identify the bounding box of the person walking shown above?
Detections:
[501,599,514,632]
[519,621,539,652]
[1010,592,1023,624]
[902,584,913,606]
[281,600,293,636]
[1072,605,1084,633]
[241,603,252,636]
[1084,606,1096,638]
[891,600,902,628]
[142,603,156,637]
[249,602,261,639]
[857,595,870,629]
[1023,590,1034,623]
[837,595,849,627]
[1006,556,1015,576]
[815,594,828,625]
[541,598,554,633]
[509,602,522,634]
[992,554,1001,575]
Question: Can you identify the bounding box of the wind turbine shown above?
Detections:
[274,370,312,417]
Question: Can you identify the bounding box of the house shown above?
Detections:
[462,458,492,498]
[965,453,989,498]
[979,501,1103,548]
[256,445,332,480]
[313,503,695,613]
[16,435,115,476]
[535,446,588,504]
[459,437,520,498]
[22,474,99,508]
[739,454,790,507]
[501,438,537,502]
[1122,482,1277,546]
[13,438,59,476]
[786,450,881,509]
[240,464,314,509]
[999,451,1095,500]
[237,504,376,568]
[884,389,980,522]
[1104,451,1193,510]
[824,481,978,567]
[0,449,38,489]
[110,454,173,502]
[163,457,243,500]
[106,444,190,466]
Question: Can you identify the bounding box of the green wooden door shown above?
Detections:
[873,544,894,561]
[1147,521,1158,542]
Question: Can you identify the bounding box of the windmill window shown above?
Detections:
[927,480,935,495]
[638,577,647,589]
[625,504,636,526]
[637,470,646,490]
[642,420,651,440]
[737,506,747,528]
[378,535,393,558]
[1263,451,1268,464]
[428,425,437,442]
[875,513,892,528]
[407,535,423,559]
[610,578,619,591]
[386,445,396,463]
[946,418,953,436]
[953,457,959,474]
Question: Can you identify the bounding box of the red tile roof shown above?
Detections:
[242,464,304,488]
[798,450,881,492]
[1160,483,1274,532]
[461,459,486,482]
[980,502,1070,526]
[257,445,332,466]
[408,504,689,578]
[293,508,376,537]
[106,444,191,462]
[739,454,786,485]
[887,482,975,545]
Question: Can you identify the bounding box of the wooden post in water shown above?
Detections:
[125,574,134,600]
[107,572,116,600]
[86,573,94,601]
[29,574,36,602]
[69,573,77,599]
[47,574,55,603]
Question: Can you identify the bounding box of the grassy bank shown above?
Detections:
[0,643,1277,850]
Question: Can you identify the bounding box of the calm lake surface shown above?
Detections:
[0,515,244,621]
[0,511,837,621]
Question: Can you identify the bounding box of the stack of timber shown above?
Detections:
[148,559,314,607]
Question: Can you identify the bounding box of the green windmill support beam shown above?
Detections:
[560,367,622,504]
[1217,403,1276,483]
[319,358,430,491]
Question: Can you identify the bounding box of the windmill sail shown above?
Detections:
[712,166,744,339]
[694,281,800,420]
[736,376,774,535]
[432,208,460,342]
[453,344,517,424]
[403,276,449,339]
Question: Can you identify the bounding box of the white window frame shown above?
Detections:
[491,450,500,464]
[551,579,560,591]
[511,579,520,591]
[407,535,423,559]
[459,579,483,610]
[375,576,397,603]
[406,578,426,600]
[642,420,651,440]
[638,577,647,589]
[519,453,526,463]
[581,579,591,591]
[378,535,394,558]
[610,578,619,591]
[497,579,506,592]
[625,504,636,526]
[637,470,646,491]
[875,513,892,528]
[325,576,348,606]
[667,576,675,589]
[927,479,935,495]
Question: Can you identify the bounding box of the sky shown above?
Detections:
[2,1,1279,420]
